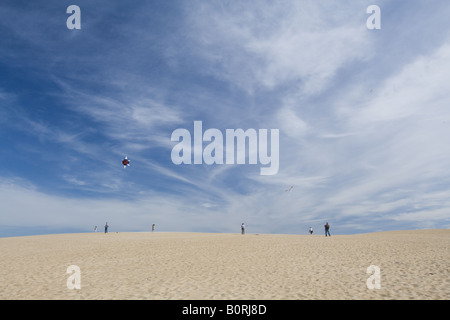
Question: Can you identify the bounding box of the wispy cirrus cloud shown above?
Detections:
[183,0,372,95]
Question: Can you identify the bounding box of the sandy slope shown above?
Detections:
[0,229,448,299]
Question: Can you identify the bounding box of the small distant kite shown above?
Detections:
[370,89,375,93]
[285,186,294,192]
[122,156,130,168]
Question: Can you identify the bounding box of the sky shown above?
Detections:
[1,0,450,237]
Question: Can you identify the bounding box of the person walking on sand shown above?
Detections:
[105,222,109,233]
[241,223,246,235]
[324,222,331,237]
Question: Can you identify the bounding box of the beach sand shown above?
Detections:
[0,229,448,300]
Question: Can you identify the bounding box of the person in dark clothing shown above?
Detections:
[324,222,331,236]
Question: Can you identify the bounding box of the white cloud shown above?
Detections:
[351,42,450,126]
[184,0,371,94]
[0,180,210,231]
[276,107,310,139]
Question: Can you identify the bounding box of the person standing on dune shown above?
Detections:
[324,222,331,237]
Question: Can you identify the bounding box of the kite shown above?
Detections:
[122,156,130,168]
[285,186,293,192]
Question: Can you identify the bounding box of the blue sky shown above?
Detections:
[1,0,450,237]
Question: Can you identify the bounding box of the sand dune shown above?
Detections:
[0,229,448,300]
